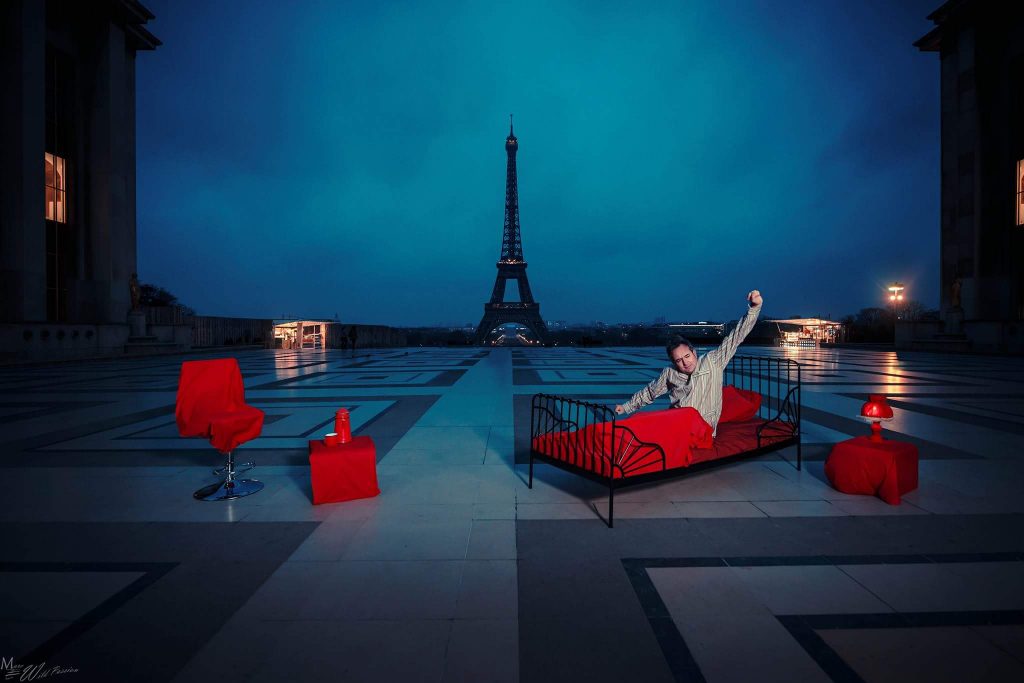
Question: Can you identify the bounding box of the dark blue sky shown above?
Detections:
[137,0,942,325]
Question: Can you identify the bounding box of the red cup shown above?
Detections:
[324,432,340,447]
[334,409,351,443]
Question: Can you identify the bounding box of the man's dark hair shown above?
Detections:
[666,335,695,360]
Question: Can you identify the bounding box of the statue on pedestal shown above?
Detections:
[127,272,146,337]
[129,272,141,312]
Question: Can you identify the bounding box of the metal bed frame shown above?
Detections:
[529,355,802,527]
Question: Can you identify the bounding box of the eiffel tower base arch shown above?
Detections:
[475,305,549,345]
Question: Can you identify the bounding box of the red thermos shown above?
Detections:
[334,408,351,443]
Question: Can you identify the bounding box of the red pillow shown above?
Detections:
[719,385,762,423]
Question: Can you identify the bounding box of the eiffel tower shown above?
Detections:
[475,118,550,345]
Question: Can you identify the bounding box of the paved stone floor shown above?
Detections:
[1,346,1023,682]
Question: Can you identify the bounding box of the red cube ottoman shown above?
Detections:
[825,436,919,505]
[309,435,380,504]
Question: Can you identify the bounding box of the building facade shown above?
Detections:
[0,0,159,360]
[915,1,1024,351]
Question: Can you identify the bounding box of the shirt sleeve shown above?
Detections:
[621,367,670,413]
[706,303,762,369]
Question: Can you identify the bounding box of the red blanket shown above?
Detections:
[531,407,712,478]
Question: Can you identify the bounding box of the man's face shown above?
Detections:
[669,344,697,374]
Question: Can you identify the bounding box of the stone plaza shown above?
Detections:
[2,345,1023,682]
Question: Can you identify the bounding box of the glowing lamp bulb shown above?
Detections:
[859,394,894,442]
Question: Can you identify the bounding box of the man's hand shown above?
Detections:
[614,405,626,415]
[747,290,762,307]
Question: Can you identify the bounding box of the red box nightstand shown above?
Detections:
[825,436,918,505]
[308,435,380,504]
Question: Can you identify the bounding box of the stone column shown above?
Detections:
[0,0,46,322]
[83,18,134,325]
[125,51,138,297]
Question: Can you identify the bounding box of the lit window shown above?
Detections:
[1018,159,1024,226]
[45,152,66,223]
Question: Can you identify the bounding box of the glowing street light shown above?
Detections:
[887,282,906,320]
[887,282,905,302]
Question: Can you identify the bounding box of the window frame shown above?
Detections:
[1017,158,1024,226]
[44,151,67,224]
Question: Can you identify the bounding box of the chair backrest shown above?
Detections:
[175,358,247,438]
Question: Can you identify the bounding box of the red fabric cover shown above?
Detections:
[309,436,381,504]
[175,358,264,453]
[719,385,762,423]
[533,411,795,478]
[532,407,712,478]
[825,436,919,505]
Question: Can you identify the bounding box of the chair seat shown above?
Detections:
[209,405,264,454]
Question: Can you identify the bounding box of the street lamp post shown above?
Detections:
[887,282,906,320]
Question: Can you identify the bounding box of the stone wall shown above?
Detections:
[0,322,128,362]
[323,323,406,349]
[192,316,273,348]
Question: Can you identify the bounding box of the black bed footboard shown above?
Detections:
[529,394,669,479]
[528,393,669,527]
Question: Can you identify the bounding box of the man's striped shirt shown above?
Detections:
[621,303,762,435]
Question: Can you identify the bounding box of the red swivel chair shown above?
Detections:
[175,358,265,501]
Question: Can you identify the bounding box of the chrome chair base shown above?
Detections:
[194,478,264,501]
[195,449,263,501]
[212,462,254,476]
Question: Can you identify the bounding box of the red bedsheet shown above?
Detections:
[690,418,793,465]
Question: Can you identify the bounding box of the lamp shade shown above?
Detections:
[860,394,894,421]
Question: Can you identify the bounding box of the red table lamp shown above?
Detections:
[859,394,894,442]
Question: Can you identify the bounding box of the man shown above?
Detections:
[615,290,763,436]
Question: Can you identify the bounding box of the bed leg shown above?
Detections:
[608,479,615,529]
[797,436,803,471]
[528,451,534,488]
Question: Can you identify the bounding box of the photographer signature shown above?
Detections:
[2,660,79,681]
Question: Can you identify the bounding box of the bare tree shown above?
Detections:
[901,300,927,321]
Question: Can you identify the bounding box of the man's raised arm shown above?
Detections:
[707,290,763,369]
[616,367,670,414]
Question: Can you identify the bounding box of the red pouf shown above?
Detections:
[825,436,919,505]
[309,435,380,504]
